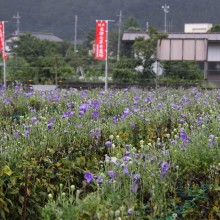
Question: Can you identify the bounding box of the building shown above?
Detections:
[184,23,213,33]
[5,32,63,53]
[157,33,220,87]
[122,31,220,87]
[122,32,150,57]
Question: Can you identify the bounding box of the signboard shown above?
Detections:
[95,20,107,60]
[0,22,7,61]
[151,61,164,76]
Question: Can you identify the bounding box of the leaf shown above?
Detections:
[9,176,17,185]
[9,189,19,195]
[47,148,55,154]
[0,166,13,176]
[55,161,62,167]
[0,198,6,205]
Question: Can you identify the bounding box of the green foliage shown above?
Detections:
[209,24,220,32]
[123,16,141,32]
[1,86,220,219]
[7,57,32,81]
[163,61,203,81]
[112,59,139,82]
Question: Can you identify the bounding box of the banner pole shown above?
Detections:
[3,57,6,88]
[2,21,6,88]
[104,21,108,91]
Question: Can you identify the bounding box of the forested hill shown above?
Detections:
[1,0,220,40]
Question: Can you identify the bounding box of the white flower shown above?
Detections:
[109,135,114,140]
[110,157,118,164]
[140,140,144,145]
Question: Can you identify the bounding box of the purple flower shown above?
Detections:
[133,174,141,185]
[178,119,185,124]
[105,141,112,148]
[49,118,55,123]
[79,103,88,112]
[124,108,130,115]
[47,123,53,130]
[180,129,188,144]
[208,134,215,147]
[105,154,110,162]
[84,172,94,184]
[126,145,131,150]
[92,111,99,119]
[113,116,118,124]
[92,100,100,109]
[123,164,130,176]
[171,140,176,146]
[123,155,132,162]
[127,208,133,215]
[13,132,20,138]
[145,97,151,103]
[160,162,170,177]
[198,117,203,125]
[95,128,101,138]
[108,170,116,179]
[79,110,84,117]
[90,130,95,138]
[96,176,103,184]
[131,185,140,193]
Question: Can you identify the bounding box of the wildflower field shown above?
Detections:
[1,85,220,219]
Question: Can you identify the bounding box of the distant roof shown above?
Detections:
[168,33,220,41]
[31,32,63,42]
[122,32,220,42]
[6,32,63,42]
[122,32,149,41]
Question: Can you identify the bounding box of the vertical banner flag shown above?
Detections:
[95,20,107,60]
[0,22,7,61]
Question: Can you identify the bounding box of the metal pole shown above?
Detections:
[13,12,21,35]
[162,4,170,33]
[104,20,115,91]
[74,15,77,53]
[164,8,167,33]
[2,21,6,88]
[105,21,108,91]
[117,10,122,61]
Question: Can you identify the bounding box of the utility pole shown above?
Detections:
[116,10,122,61]
[74,15,78,53]
[161,4,170,33]
[13,12,21,35]
[146,21,149,32]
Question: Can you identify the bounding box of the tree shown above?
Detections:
[123,16,141,32]
[209,24,220,32]
[133,26,167,80]
[7,57,32,81]
[13,33,76,83]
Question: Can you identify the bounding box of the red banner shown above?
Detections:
[0,22,7,61]
[95,20,107,60]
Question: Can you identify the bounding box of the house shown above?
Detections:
[122,31,220,87]
[184,23,213,33]
[5,32,63,53]
[122,32,150,57]
[157,33,220,87]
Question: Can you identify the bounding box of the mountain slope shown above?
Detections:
[1,0,220,40]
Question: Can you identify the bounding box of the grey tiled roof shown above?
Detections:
[31,32,63,42]
[168,33,220,41]
[122,32,220,41]
[122,32,150,41]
